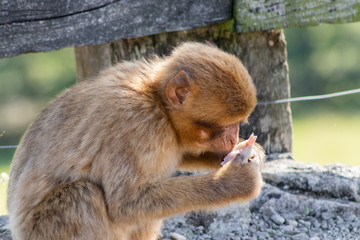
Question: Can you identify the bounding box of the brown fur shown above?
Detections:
[7,42,264,240]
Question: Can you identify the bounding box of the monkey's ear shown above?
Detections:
[166,71,193,109]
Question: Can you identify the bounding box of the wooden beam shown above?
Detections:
[2,0,360,59]
[235,0,360,32]
[0,0,232,58]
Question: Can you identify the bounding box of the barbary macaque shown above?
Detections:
[7,42,265,240]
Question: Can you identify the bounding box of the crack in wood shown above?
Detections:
[0,0,119,25]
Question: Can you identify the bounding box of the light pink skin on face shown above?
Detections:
[221,133,257,166]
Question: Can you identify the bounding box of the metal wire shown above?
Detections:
[0,145,18,149]
[258,88,360,106]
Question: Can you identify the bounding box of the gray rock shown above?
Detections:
[0,215,11,240]
[336,216,344,224]
[262,205,278,218]
[164,160,360,239]
[271,214,285,225]
[262,160,360,201]
[343,212,357,222]
[288,219,298,227]
[185,211,216,229]
[169,232,186,240]
[321,211,333,220]
[298,219,311,228]
[321,220,328,230]
[291,233,309,240]
[281,225,297,235]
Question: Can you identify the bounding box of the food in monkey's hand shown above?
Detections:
[221,133,257,166]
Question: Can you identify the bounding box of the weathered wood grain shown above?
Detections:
[235,0,360,32]
[0,0,232,58]
[0,0,114,24]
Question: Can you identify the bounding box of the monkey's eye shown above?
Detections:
[210,129,225,139]
[194,120,219,129]
[194,120,225,139]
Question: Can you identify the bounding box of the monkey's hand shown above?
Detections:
[211,147,263,203]
[214,134,264,201]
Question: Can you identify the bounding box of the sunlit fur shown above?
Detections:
[7,42,264,240]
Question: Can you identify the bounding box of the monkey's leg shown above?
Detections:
[23,180,112,240]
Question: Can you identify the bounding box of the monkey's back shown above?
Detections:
[7,58,178,235]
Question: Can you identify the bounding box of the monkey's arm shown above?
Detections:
[179,139,265,170]
[109,160,262,223]
[179,151,226,170]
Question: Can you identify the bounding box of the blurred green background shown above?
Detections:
[1,23,360,214]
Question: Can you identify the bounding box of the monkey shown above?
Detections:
[7,42,265,240]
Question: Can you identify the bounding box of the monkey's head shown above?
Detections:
[159,42,257,155]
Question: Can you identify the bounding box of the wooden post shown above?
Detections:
[74,24,293,159]
[74,44,112,82]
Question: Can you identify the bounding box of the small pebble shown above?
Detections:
[336,216,344,224]
[292,233,308,240]
[288,220,298,227]
[271,214,285,225]
[299,220,311,228]
[281,225,294,234]
[344,213,356,222]
[321,212,332,220]
[262,206,277,218]
[170,232,186,240]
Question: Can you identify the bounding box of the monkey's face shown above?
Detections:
[164,69,254,156]
[177,85,251,155]
[174,113,244,155]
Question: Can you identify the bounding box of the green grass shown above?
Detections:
[0,112,359,215]
[0,179,8,215]
[293,112,360,166]
[0,148,14,173]
[0,148,14,215]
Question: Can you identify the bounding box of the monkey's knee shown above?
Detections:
[23,181,111,240]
